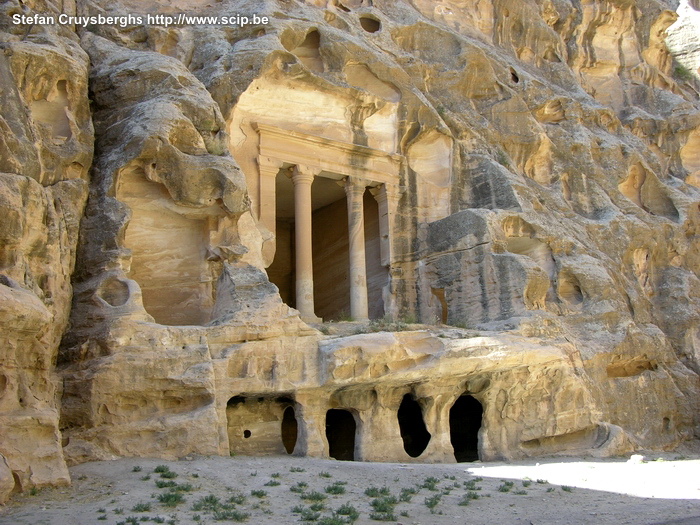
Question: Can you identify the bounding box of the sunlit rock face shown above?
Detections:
[1,0,699,489]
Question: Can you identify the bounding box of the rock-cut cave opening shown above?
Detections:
[325,409,357,461]
[449,394,483,462]
[397,394,431,458]
[281,405,298,454]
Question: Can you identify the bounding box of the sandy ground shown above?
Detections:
[1,453,699,525]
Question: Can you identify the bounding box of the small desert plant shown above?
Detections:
[212,508,249,521]
[424,494,441,512]
[325,482,346,495]
[498,480,514,492]
[674,64,695,82]
[191,494,220,512]
[335,503,359,521]
[157,492,185,507]
[290,481,308,493]
[302,490,327,502]
[290,466,306,473]
[251,489,267,498]
[131,503,151,512]
[464,479,481,490]
[228,491,246,505]
[513,489,528,495]
[114,508,124,514]
[140,475,151,481]
[319,471,332,478]
[399,487,416,502]
[160,471,178,479]
[562,485,574,492]
[264,479,281,486]
[546,487,555,493]
[271,472,281,478]
[154,465,170,473]
[536,479,549,484]
[522,479,532,487]
[132,466,143,472]
[364,486,390,497]
[421,476,440,491]
[297,507,321,521]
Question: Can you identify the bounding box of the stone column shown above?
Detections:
[258,157,284,266]
[370,183,401,267]
[344,177,369,321]
[291,165,320,322]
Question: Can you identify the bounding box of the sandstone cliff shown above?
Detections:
[1,0,699,495]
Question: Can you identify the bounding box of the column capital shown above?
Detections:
[258,156,285,169]
[291,165,317,185]
[341,176,368,197]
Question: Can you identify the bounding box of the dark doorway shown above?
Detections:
[397,394,431,458]
[281,405,298,454]
[326,409,356,461]
[449,395,483,462]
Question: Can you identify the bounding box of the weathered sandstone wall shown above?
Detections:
[0,0,699,493]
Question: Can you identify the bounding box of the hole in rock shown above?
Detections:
[227,396,296,456]
[291,30,324,72]
[606,357,657,378]
[449,395,482,462]
[282,406,298,454]
[558,272,584,306]
[335,1,351,12]
[326,409,356,461]
[12,472,21,493]
[360,16,381,33]
[510,68,520,83]
[97,277,130,307]
[397,394,431,458]
[0,374,6,397]
[663,417,671,432]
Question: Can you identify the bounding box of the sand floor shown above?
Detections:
[1,453,699,525]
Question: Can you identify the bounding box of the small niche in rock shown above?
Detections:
[510,67,520,83]
[326,409,357,461]
[360,16,381,33]
[397,394,431,458]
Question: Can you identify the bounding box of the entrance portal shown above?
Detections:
[397,394,431,458]
[325,409,356,461]
[281,405,298,454]
[449,395,482,462]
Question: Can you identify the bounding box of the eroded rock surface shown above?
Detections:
[0,0,699,490]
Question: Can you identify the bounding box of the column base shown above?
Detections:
[300,314,323,324]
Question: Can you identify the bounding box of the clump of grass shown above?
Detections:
[132,466,143,473]
[251,489,267,498]
[264,480,281,487]
[114,508,124,515]
[228,491,247,505]
[131,503,151,512]
[318,517,348,525]
[399,487,417,502]
[153,518,165,524]
[154,465,170,473]
[157,492,185,507]
[370,495,399,520]
[424,494,442,512]
[464,479,482,490]
[335,503,359,521]
[191,494,220,512]
[97,516,107,521]
[294,506,320,521]
[302,490,327,502]
[421,476,440,491]
[562,485,574,493]
[537,479,549,485]
[212,508,249,521]
[290,466,306,473]
[364,486,390,497]
[522,479,532,487]
[513,489,528,495]
[160,471,178,479]
[171,483,194,492]
[290,481,308,493]
[271,472,281,478]
[498,481,514,493]
[319,471,332,478]
[140,475,151,481]
[325,482,346,495]
[155,480,177,489]
[546,487,555,493]
[674,64,695,82]
[309,502,325,511]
